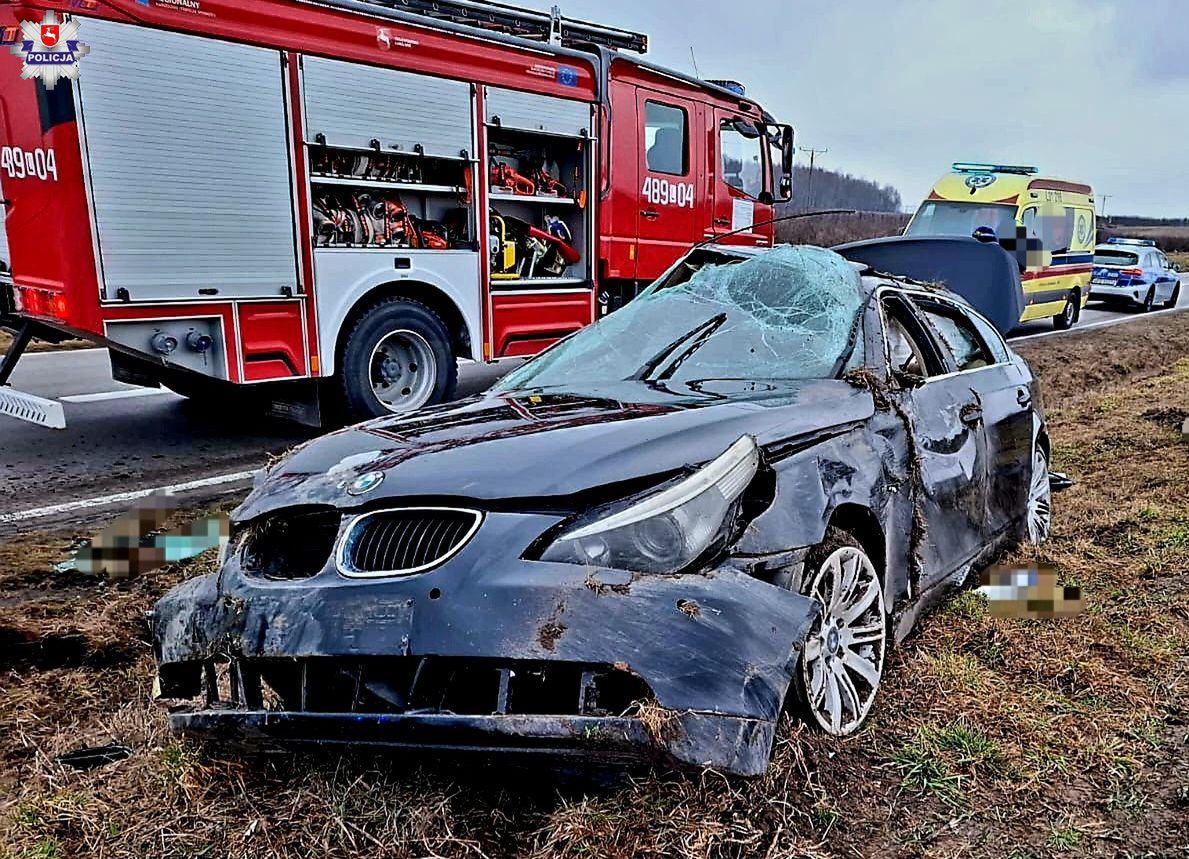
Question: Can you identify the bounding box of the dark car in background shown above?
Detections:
[151,244,1052,776]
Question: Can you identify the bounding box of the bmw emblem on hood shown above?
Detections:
[348,471,385,496]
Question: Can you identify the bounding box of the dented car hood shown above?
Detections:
[237,379,875,521]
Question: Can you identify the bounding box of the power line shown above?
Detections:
[798,145,829,208]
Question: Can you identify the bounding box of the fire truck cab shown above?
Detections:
[0,0,793,427]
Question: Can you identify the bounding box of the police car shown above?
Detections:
[1090,238,1182,311]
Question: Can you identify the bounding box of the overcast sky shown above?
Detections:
[526,0,1186,217]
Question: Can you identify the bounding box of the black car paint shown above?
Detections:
[151,251,1046,776]
[234,379,876,519]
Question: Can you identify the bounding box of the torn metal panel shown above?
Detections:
[153,540,818,773]
[154,531,820,720]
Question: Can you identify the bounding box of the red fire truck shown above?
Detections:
[0,0,794,428]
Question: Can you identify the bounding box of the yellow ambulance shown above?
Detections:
[905,163,1097,329]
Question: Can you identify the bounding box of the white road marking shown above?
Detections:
[17,347,106,359]
[1010,303,1187,344]
[60,387,175,404]
[0,469,259,524]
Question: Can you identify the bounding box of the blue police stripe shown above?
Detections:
[1049,253,1093,266]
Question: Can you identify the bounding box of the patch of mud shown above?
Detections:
[536,621,566,652]
[0,626,137,671]
[1141,406,1189,432]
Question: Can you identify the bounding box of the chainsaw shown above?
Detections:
[531,167,570,198]
[490,158,536,196]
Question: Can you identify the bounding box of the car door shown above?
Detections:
[881,293,989,589]
[634,90,702,281]
[1157,253,1176,302]
[711,109,769,249]
[1141,252,1156,300]
[911,296,1033,540]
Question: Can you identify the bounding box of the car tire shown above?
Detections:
[338,297,457,422]
[1052,294,1077,330]
[789,528,888,737]
[1142,287,1156,313]
[1027,444,1053,545]
[1164,282,1181,309]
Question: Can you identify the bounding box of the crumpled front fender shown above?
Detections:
[151,511,820,773]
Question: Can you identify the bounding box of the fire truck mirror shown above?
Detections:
[770,124,795,202]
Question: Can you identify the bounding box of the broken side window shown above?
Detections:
[880,296,947,380]
[499,246,866,393]
[914,301,995,372]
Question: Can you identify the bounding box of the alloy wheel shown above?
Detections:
[368,329,438,412]
[1027,447,1052,544]
[800,546,887,735]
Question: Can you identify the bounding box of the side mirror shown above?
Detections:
[772,124,795,203]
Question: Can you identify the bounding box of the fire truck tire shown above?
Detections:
[338,297,457,420]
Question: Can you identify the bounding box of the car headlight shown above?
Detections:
[538,435,760,574]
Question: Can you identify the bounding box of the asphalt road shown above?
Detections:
[1,276,1185,531]
[0,355,515,531]
[1011,279,1187,338]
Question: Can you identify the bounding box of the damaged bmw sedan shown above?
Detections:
[151,244,1052,776]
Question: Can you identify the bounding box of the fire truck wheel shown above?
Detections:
[339,297,457,420]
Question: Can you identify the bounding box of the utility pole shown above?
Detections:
[1098,194,1111,222]
[798,145,828,209]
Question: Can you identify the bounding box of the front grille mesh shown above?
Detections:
[343,508,480,575]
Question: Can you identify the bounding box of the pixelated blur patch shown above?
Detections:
[57,495,229,580]
[977,565,1085,619]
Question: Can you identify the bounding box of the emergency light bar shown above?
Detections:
[1106,237,1157,247]
[313,0,649,53]
[707,79,746,96]
[952,162,1039,176]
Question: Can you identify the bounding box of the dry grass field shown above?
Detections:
[1100,226,1189,254]
[1,313,1187,858]
[775,211,909,247]
[0,330,92,355]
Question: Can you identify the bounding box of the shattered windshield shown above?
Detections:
[498,245,865,392]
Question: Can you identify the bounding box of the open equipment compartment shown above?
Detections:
[485,87,593,286]
[302,56,477,252]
